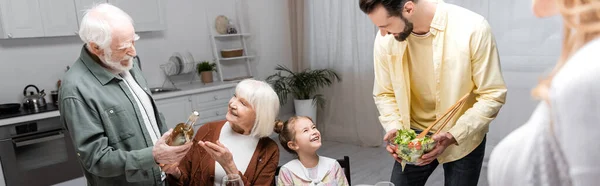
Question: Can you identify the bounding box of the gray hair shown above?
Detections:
[78,3,135,50]
[235,79,281,138]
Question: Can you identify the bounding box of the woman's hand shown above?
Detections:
[198,140,239,175]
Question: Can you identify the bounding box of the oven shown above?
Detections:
[0,116,82,186]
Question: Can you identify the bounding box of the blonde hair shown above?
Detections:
[532,0,600,100]
[235,79,280,138]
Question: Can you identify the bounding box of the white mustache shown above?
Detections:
[122,55,133,61]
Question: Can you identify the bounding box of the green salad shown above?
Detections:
[393,129,436,163]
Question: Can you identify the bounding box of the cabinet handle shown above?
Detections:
[74,31,78,35]
[213,95,218,100]
[215,111,220,116]
[7,33,12,38]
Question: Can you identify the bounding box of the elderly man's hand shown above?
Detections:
[160,162,181,178]
[153,129,193,165]
[383,129,403,164]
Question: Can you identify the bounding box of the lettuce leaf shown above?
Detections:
[394,129,416,145]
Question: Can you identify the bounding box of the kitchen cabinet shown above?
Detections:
[76,0,166,33]
[0,0,165,39]
[191,88,231,125]
[155,96,192,130]
[74,0,107,25]
[155,85,235,131]
[39,0,79,37]
[0,0,43,38]
[107,0,166,32]
[0,0,78,38]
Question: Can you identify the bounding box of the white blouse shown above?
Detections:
[213,122,259,186]
[488,38,600,186]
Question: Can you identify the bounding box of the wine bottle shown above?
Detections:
[167,111,199,146]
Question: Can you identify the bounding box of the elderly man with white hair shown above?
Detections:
[59,3,192,186]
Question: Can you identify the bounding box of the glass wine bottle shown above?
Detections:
[167,110,199,146]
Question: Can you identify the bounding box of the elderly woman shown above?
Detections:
[165,79,281,185]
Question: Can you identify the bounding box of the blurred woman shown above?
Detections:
[488,0,600,185]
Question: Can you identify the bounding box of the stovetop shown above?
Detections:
[0,104,59,120]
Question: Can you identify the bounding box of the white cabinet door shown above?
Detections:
[191,88,232,110]
[196,105,229,126]
[74,0,107,26]
[107,0,165,32]
[0,0,44,38]
[155,96,192,130]
[0,0,78,38]
[190,88,234,126]
[39,0,79,37]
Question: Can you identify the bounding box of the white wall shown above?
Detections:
[0,0,294,111]
[446,0,563,161]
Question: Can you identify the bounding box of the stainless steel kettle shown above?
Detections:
[22,84,47,109]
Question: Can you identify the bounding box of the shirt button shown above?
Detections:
[109,110,114,113]
[77,153,80,157]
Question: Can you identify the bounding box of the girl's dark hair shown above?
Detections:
[273,116,314,156]
[359,0,417,18]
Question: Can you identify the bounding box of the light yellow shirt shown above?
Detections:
[372,1,507,163]
[406,32,437,129]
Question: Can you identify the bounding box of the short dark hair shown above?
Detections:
[359,0,417,17]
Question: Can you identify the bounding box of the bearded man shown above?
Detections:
[359,0,507,185]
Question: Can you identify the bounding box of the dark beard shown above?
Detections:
[394,17,414,42]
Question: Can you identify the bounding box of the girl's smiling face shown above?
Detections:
[288,117,321,153]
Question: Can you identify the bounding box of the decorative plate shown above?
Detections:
[215,15,229,35]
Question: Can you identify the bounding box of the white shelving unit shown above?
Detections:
[209,34,254,81]
[205,0,255,82]
[212,33,251,38]
[218,55,255,61]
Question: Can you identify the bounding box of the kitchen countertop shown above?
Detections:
[152,81,237,100]
[0,103,59,120]
[0,104,60,127]
[0,81,238,127]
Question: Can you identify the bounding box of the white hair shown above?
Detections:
[79,3,135,50]
[236,79,281,138]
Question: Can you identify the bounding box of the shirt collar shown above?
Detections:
[283,156,337,184]
[429,0,447,36]
[79,45,122,85]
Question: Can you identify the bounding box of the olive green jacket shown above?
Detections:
[59,45,168,185]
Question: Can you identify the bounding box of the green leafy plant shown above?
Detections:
[266,64,341,108]
[196,61,217,73]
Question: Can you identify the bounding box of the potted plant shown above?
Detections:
[266,64,341,121]
[196,61,217,83]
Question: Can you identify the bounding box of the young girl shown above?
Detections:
[274,116,349,186]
